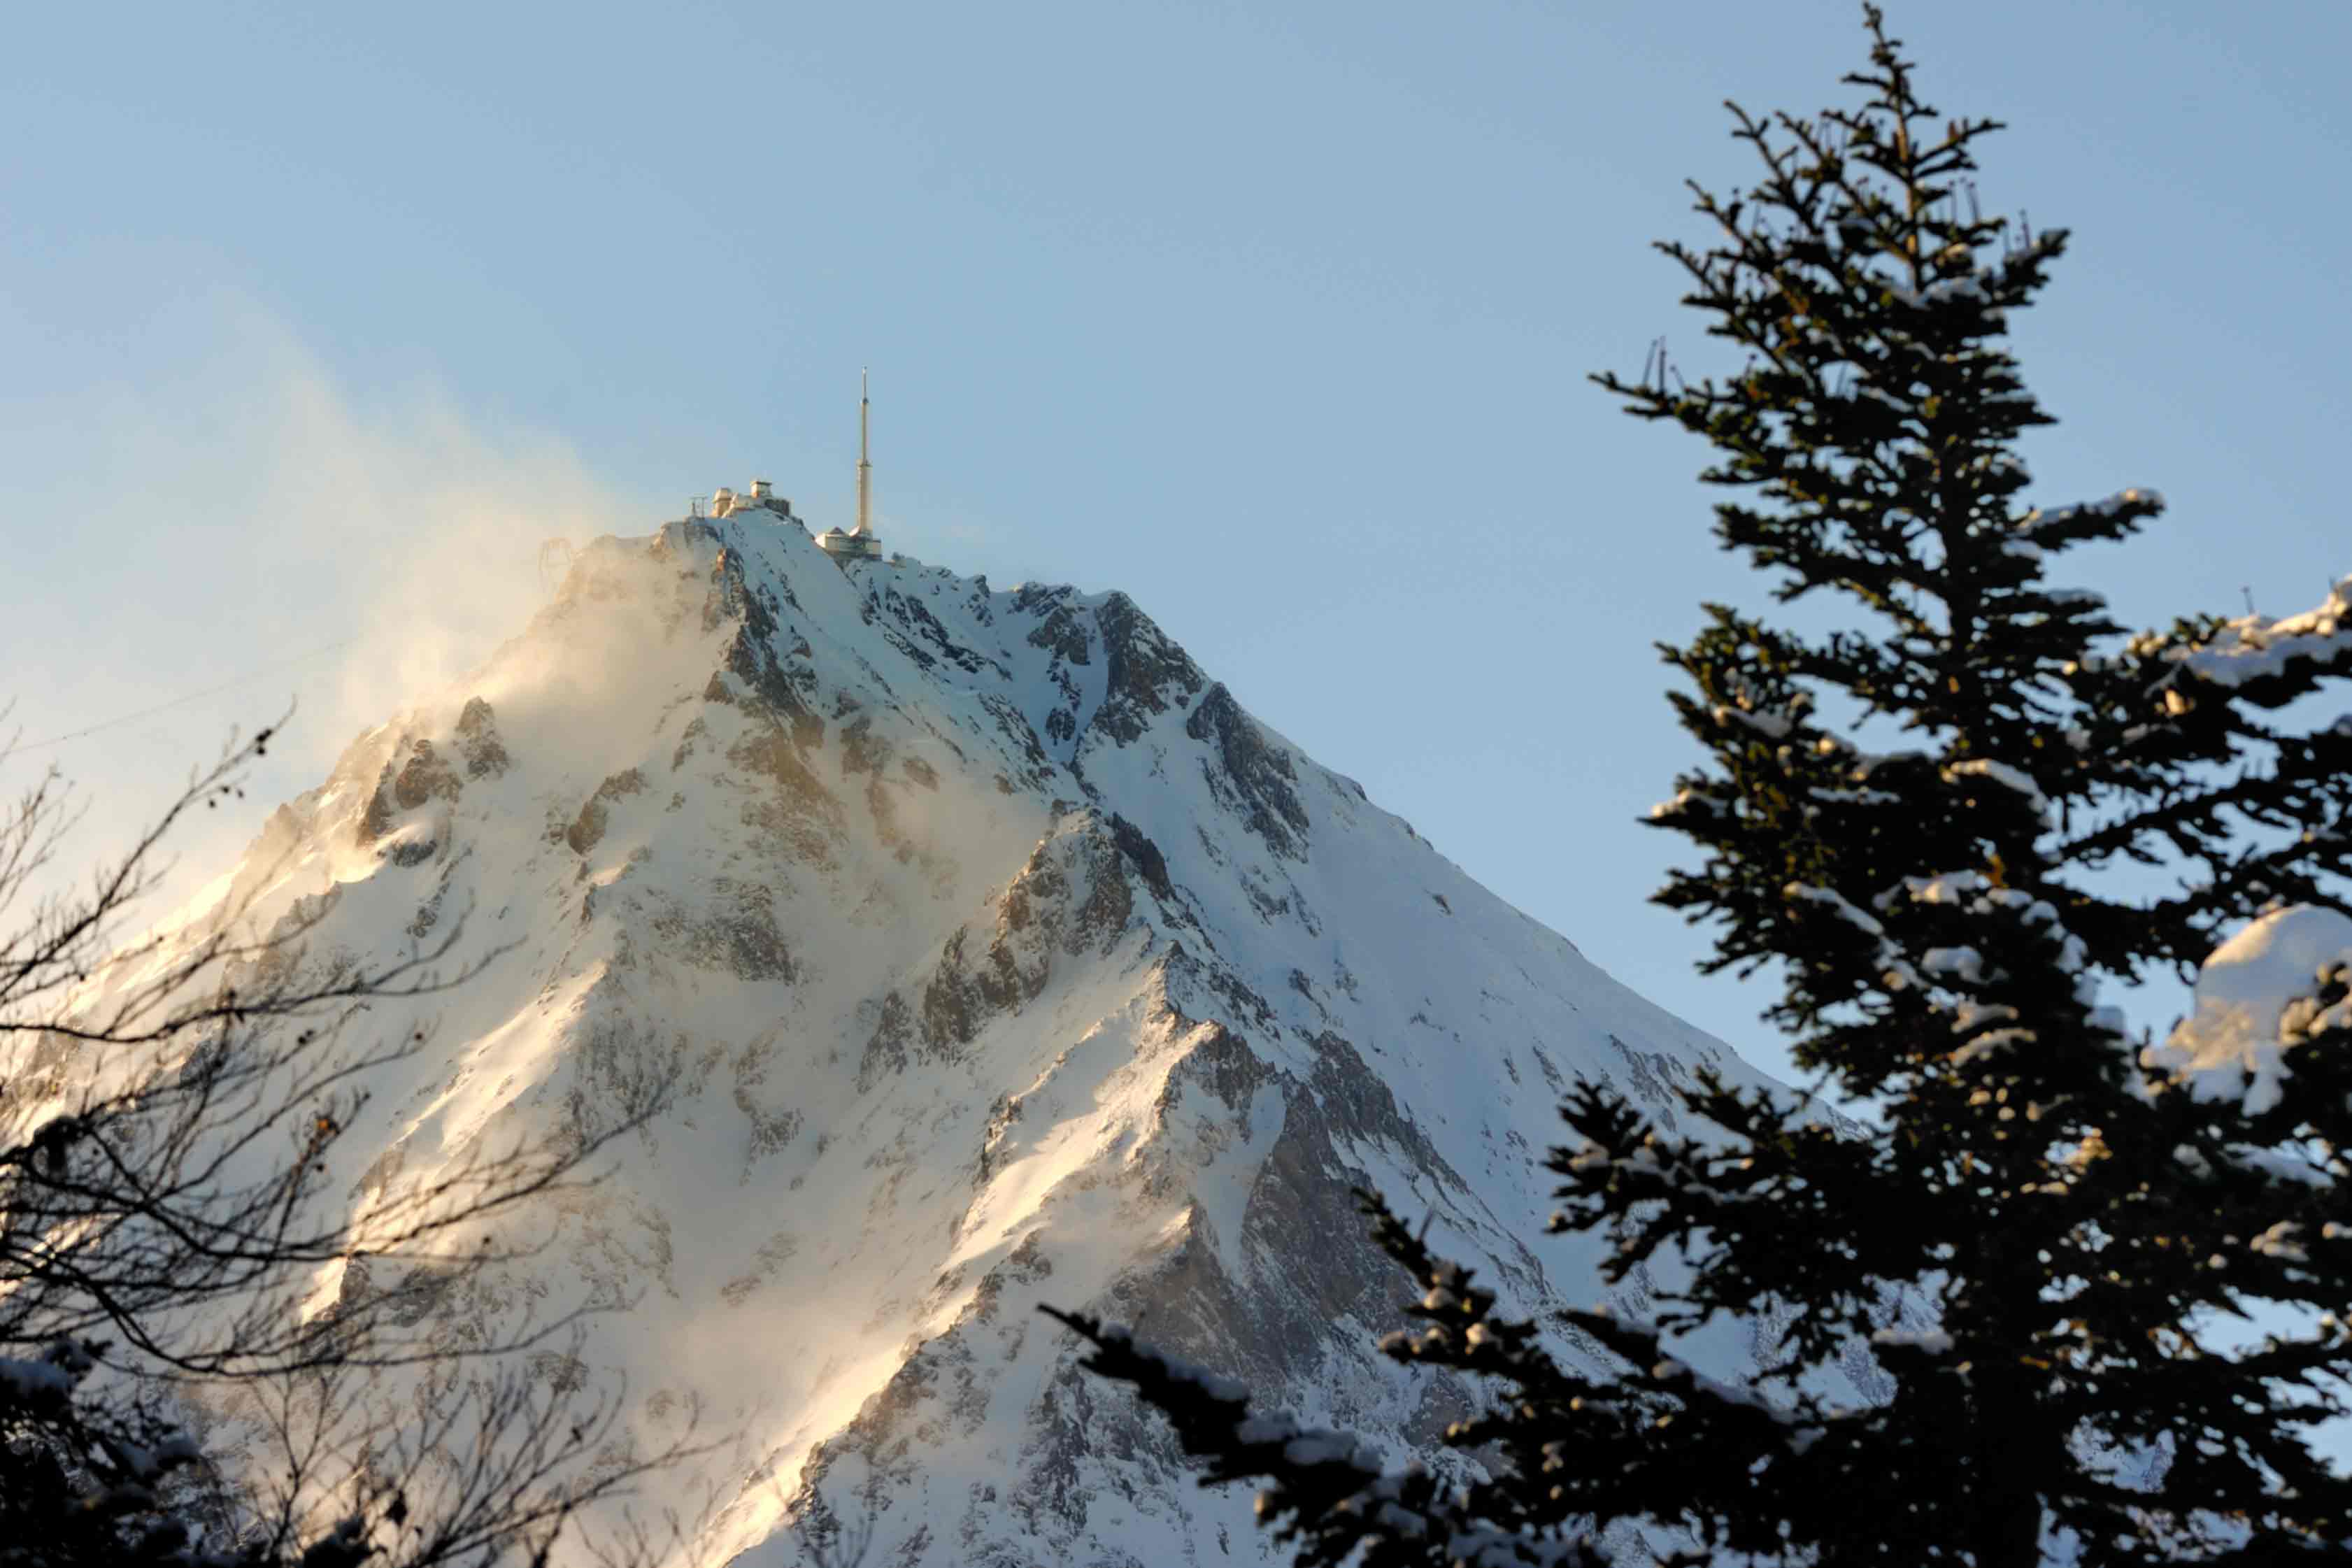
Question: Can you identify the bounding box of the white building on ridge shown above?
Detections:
[712,479,796,520]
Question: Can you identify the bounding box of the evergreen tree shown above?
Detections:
[1046,10,2352,1562]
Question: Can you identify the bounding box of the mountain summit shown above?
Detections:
[183,508,1774,1565]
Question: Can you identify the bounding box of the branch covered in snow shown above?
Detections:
[1038,1302,1611,1568]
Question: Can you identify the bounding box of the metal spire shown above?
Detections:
[855,369,872,538]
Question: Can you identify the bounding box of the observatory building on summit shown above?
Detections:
[711,478,796,520]
[703,373,889,567]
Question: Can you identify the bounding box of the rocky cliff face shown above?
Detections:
[148,513,1782,1565]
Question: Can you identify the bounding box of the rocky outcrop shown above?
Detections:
[456,697,511,778]
[1186,683,1309,862]
[861,820,1148,1089]
[1106,813,1172,902]
[565,767,646,855]
[715,548,825,748]
[1088,592,1205,744]
[394,739,462,810]
[1025,602,1093,666]
[649,878,794,983]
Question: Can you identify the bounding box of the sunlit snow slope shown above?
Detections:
[177,511,1783,1566]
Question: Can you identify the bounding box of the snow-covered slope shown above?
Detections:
[151,511,1781,1565]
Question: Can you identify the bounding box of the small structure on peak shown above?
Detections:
[816,369,885,564]
[712,480,796,522]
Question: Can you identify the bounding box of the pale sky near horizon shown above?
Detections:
[4,0,2349,1092]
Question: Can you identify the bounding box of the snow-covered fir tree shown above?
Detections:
[1048,9,2352,1563]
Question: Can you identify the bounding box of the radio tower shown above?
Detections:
[816,369,885,563]
[855,368,873,539]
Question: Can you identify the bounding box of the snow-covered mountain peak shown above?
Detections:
[162,506,1774,1566]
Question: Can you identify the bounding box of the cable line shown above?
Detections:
[1,637,358,760]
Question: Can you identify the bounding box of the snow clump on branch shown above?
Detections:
[2144,905,2352,1117]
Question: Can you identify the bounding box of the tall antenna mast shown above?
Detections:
[855,368,872,538]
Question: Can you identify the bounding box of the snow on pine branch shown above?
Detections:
[1648,787,1732,824]
[1943,759,2054,830]
[2174,573,2352,692]
[2143,904,2352,1118]
[1778,861,2122,1033]
[1783,881,1923,994]
[1870,872,2097,1002]
[2014,487,2165,539]
[1036,1307,1607,1568]
[1713,704,1798,741]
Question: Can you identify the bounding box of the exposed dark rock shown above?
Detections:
[650,878,794,983]
[356,764,398,846]
[387,831,439,867]
[1065,841,1134,955]
[877,584,1000,676]
[839,716,890,778]
[1159,941,1277,1034]
[884,824,1146,1071]
[1185,683,1310,861]
[877,625,936,671]
[394,739,462,811]
[719,577,825,748]
[728,731,840,827]
[964,1232,1051,1324]
[1607,1033,1685,1130]
[1106,813,1173,903]
[719,1229,802,1304]
[702,544,750,630]
[857,992,915,1092]
[1106,1011,1492,1431]
[565,767,647,856]
[920,929,988,1054]
[918,891,1059,1054]
[1149,1019,1272,1137]
[1025,604,1092,666]
[671,715,708,771]
[731,725,842,867]
[978,694,1053,780]
[1086,593,1205,744]
[1010,582,1072,616]
[455,697,511,778]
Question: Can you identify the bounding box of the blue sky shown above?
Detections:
[3,0,2348,1088]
